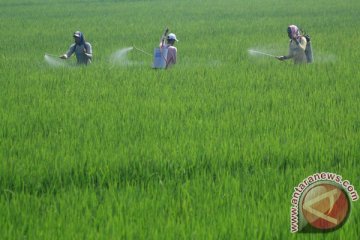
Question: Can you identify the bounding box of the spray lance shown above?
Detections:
[130,27,171,69]
[158,27,170,65]
[45,53,61,58]
[132,45,152,56]
[132,27,169,57]
[248,49,277,58]
[248,49,290,63]
[161,27,169,44]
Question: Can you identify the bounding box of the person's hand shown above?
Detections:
[59,54,67,59]
[292,37,300,45]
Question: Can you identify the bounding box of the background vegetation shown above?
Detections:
[1,0,359,239]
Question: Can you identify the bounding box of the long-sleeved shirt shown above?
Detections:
[288,37,307,64]
[66,42,92,65]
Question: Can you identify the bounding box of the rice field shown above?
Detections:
[0,0,359,239]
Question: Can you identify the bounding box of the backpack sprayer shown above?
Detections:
[152,27,170,69]
[300,28,313,63]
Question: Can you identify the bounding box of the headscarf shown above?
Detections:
[73,31,85,45]
[287,25,300,40]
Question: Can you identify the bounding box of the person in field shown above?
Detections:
[60,31,92,65]
[159,31,178,68]
[277,25,308,64]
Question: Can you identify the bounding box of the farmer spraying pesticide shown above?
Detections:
[277,25,312,64]
[153,28,178,69]
[60,31,93,65]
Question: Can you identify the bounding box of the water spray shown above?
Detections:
[44,53,67,67]
[248,49,277,58]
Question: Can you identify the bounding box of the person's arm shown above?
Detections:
[277,55,289,61]
[171,47,177,64]
[60,44,75,59]
[165,47,177,68]
[291,37,306,50]
[160,36,166,48]
[84,43,92,59]
[165,49,172,68]
[297,36,307,51]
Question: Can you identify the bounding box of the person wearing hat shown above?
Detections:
[160,31,178,68]
[60,31,92,65]
[277,25,307,64]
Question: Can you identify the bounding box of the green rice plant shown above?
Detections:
[1,0,359,239]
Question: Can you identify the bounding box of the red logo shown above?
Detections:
[301,184,350,230]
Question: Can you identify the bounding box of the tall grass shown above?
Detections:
[1,0,359,239]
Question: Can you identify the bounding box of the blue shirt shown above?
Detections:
[66,42,92,65]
